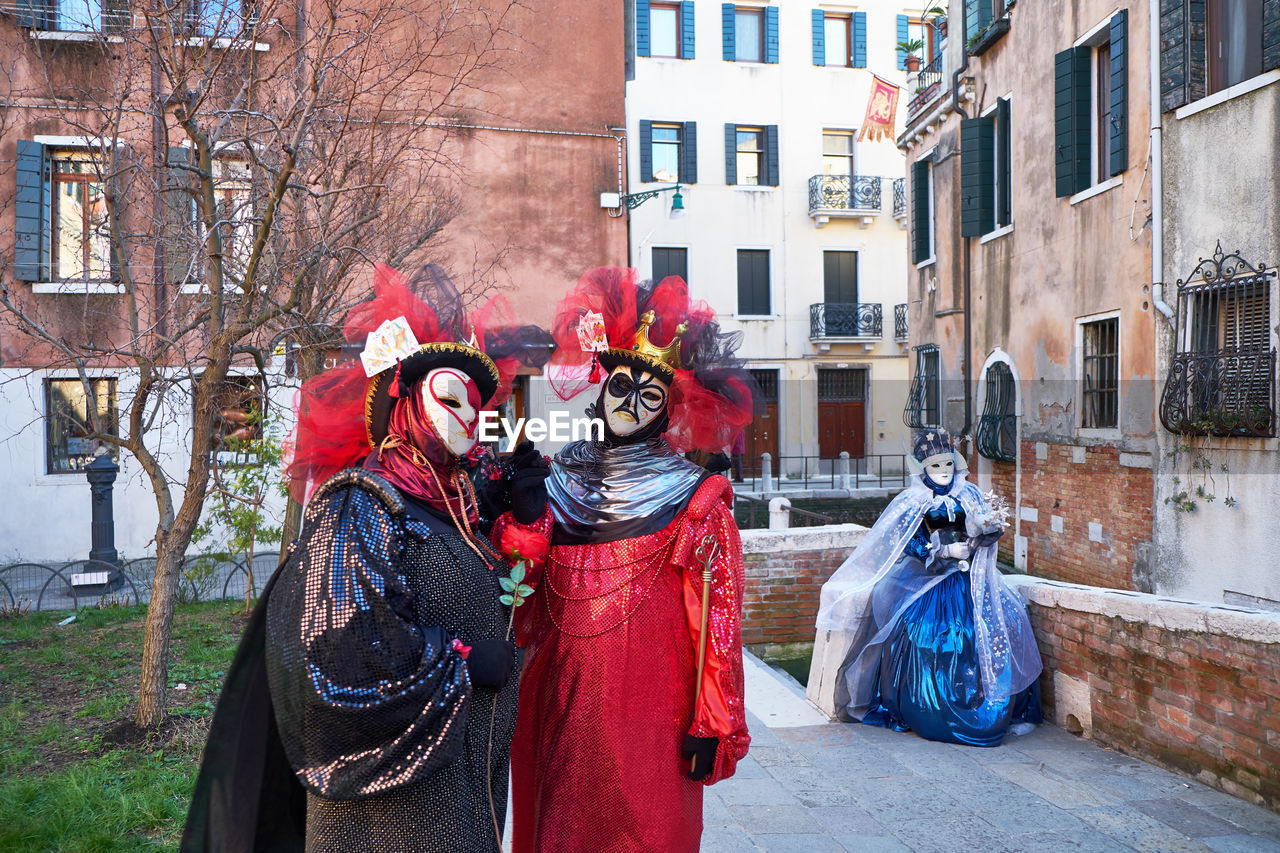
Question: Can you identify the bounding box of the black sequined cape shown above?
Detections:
[182,468,519,852]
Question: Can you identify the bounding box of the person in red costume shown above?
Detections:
[491,267,755,852]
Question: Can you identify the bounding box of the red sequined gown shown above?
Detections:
[495,475,750,853]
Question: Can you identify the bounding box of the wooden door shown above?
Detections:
[817,368,866,459]
[743,368,779,476]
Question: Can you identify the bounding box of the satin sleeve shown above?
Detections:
[265,483,470,801]
[674,477,750,785]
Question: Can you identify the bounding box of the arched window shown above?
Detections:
[977,361,1016,462]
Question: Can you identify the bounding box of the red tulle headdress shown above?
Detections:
[547,266,756,454]
[285,262,548,505]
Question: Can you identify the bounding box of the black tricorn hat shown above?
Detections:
[364,341,500,448]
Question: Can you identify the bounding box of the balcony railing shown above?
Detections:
[892,178,906,219]
[807,175,882,214]
[810,302,882,339]
[1159,350,1276,438]
[894,303,908,341]
[22,0,131,32]
[906,52,944,117]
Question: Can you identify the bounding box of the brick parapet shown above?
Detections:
[1006,576,1280,811]
[739,523,866,646]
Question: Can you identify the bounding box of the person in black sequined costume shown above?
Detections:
[182,263,536,853]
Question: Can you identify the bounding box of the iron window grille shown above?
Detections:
[810,303,882,339]
[817,368,866,401]
[904,344,940,429]
[1081,317,1119,429]
[750,368,778,403]
[892,177,906,219]
[1159,243,1276,438]
[894,303,908,341]
[977,362,1016,461]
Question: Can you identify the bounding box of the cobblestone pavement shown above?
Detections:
[702,705,1280,852]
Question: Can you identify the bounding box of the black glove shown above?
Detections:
[974,529,1004,548]
[682,734,718,781]
[464,638,515,690]
[508,440,550,524]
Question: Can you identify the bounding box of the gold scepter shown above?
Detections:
[690,534,720,773]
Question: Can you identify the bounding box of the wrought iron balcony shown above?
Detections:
[807,175,881,227]
[810,302,882,342]
[892,178,906,219]
[894,303,908,342]
[906,53,944,118]
[1159,349,1276,438]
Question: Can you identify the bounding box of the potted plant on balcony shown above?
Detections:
[898,38,925,72]
[926,5,947,37]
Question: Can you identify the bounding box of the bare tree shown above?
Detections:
[0,0,518,727]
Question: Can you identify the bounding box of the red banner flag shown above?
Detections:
[857,74,901,142]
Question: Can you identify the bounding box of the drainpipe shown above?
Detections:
[1149,0,1175,324]
[951,51,974,440]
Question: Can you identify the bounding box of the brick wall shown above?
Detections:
[739,524,866,646]
[988,441,1154,590]
[1008,576,1280,811]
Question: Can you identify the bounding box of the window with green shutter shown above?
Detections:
[737,249,771,315]
[1054,46,1091,197]
[14,140,49,282]
[996,98,1012,227]
[961,116,994,237]
[910,158,932,264]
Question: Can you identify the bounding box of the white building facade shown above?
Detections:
[624,0,926,475]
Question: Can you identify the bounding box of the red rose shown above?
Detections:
[500,525,550,566]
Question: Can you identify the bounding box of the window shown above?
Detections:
[639,120,697,183]
[652,247,688,283]
[50,151,112,282]
[20,0,129,33]
[813,9,864,67]
[724,124,777,186]
[211,159,253,280]
[737,249,770,315]
[187,0,249,36]
[910,157,934,263]
[1055,12,1128,197]
[1208,0,1264,94]
[638,1,694,59]
[823,250,858,304]
[45,378,118,474]
[1160,247,1275,438]
[823,14,849,66]
[736,8,763,61]
[960,98,1011,237]
[736,128,763,185]
[905,19,938,67]
[1080,317,1119,429]
[904,345,940,429]
[977,361,1017,461]
[822,131,854,176]
[211,376,266,463]
[724,4,778,64]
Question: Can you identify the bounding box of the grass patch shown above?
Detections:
[0,599,247,851]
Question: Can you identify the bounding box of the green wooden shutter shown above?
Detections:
[961,116,994,237]
[911,159,931,263]
[897,15,909,70]
[680,1,695,59]
[724,123,737,185]
[764,6,778,63]
[812,9,825,65]
[164,147,197,285]
[722,3,735,60]
[637,0,651,57]
[1188,0,1207,103]
[14,140,48,282]
[996,98,1012,227]
[852,12,867,67]
[1054,47,1090,198]
[764,125,779,186]
[1109,10,1129,176]
[681,121,698,184]
[1265,0,1280,70]
[1159,0,1189,110]
[639,121,654,182]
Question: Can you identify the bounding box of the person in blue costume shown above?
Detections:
[815,429,1042,747]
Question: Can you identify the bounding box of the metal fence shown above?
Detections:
[748,454,908,491]
[0,552,280,613]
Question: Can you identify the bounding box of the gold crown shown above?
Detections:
[631,310,687,371]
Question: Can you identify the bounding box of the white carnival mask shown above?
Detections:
[921,452,955,488]
[603,365,669,437]
[421,367,480,456]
